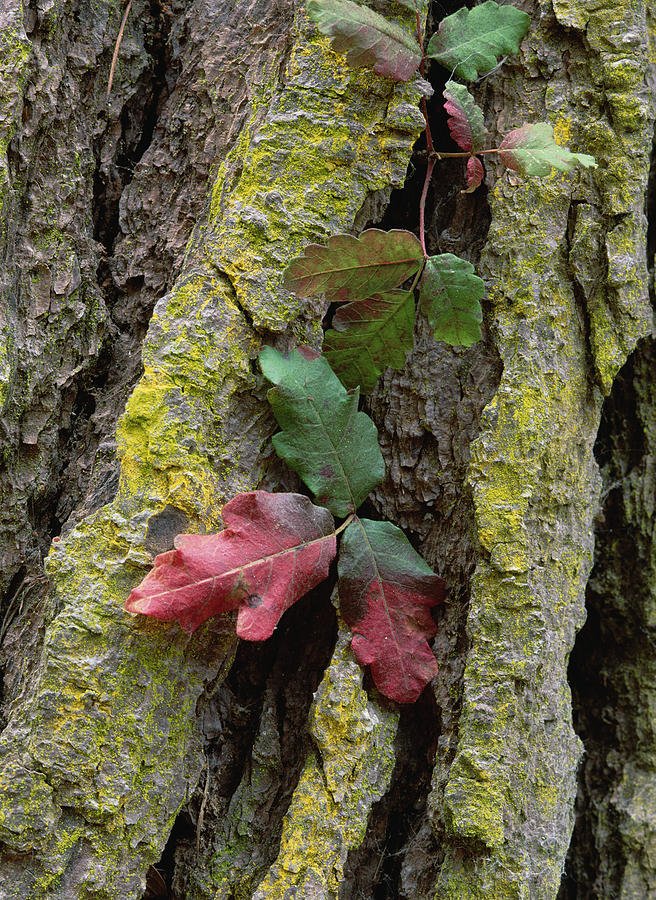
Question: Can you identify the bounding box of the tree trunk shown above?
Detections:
[0,0,654,896]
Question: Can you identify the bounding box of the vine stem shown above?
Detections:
[418,156,435,258]
[432,148,503,158]
[415,11,434,259]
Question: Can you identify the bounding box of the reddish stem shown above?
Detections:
[431,148,503,158]
[414,12,435,258]
[418,156,435,258]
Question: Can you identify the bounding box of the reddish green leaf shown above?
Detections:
[323,290,415,392]
[427,1,530,82]
[260,347,384,517]
[284,228,424,303]
[499,123,597,176]
[443,80,487,153]
[307,0,422,82]
[419,254,484,347]
[338,517,445,703]
[125,491,336,638]
[464,156,485,193]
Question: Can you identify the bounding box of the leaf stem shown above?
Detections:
[431,148,503,159]
[334,513,355,536]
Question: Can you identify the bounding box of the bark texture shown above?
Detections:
[0,0,654,897]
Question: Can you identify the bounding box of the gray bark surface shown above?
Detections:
[0,0,654,897]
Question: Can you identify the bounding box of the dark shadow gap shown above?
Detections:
[561,341,656,898]
[156,580,339,899]
[348,0,497,893]
[561,113,656,900]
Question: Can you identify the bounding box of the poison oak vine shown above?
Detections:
[125,0,596,704]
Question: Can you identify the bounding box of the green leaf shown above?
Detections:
[323,290,415,392]
[499,123,598,176]
[260,348,385,517]
[419,254,485,347]
[307,0,422,81]
[427,1,530,82]
[338,517,444,703]
[284,228,424,303]
[443,80,487,153]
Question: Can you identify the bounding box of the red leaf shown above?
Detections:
[297,345,321,361]
[125,492,336,638]
[463,156,484,193]
[338,518,445,703]
[443,81,487,153]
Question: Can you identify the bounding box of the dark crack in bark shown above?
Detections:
[562,122,656,898]
[342,2,501,890]
[562,339,656,898]
[164,583,338,899]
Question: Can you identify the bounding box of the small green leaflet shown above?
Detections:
[427,1,530,82]
[260,348,385,517]
[323,290,415,392]
[338,517,445,703]
[284,228,424,303]
[306,0,422,82]
[499,123,597,176]
[443,80,487,153]
[419,254,485,347]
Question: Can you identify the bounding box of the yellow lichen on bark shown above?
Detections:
[0,4,427,895]
[252,630,399,899]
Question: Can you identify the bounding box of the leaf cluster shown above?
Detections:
[127,350,445,704]
[286,230,484,390]
[281,0,598,390]
[124,0,599,707]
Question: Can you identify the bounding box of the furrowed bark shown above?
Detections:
[1,0,656,896]
[427,0,656,894]
[0,0,425,894]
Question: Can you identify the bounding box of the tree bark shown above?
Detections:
[0,0,654,897]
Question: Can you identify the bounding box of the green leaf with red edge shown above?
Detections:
[338,517,445,703]
[463,156,484,193]
[284,228,424,303]
[419,253,485,347]
[427,1,530,82]
[323,290,415,392]
[443,80,487,153]
[260,347,385,517]
[306,0,422,82]
[499,123,597,176]
[125,491,336,638]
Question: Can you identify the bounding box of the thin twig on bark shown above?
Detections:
[107,0,133,96]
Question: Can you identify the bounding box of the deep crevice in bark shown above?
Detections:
[57,0,182,533]
[353,6,498,888]
[562,124,656,898]
[341,688,440,899]
[163,582,339,899]
[561,342,655,898]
